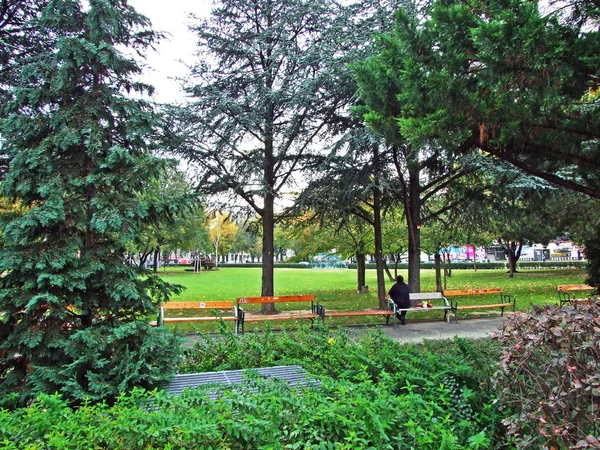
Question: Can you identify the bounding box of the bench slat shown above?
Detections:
[237,295,316,304]
[444,288,502,296]
[163,301,234,310]
[557,285,594,292]
[409,293,444,300]
[328,310,392,317]
[455,303,511,310]
[242,313,319,322]
[161,316,237,322]
[163,365,315,398]
[397,306,450,311]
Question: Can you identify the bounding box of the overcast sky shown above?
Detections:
[128,0,212,104]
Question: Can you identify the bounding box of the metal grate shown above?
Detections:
[163,365,315,397]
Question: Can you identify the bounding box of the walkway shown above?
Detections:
[181,316,510,347]
[378,316,509,343]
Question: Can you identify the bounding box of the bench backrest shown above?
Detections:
[557,284,594,292]
[236,295,316,305]
[162,301,234,310]
[409,292,443,300]
[408,292,448,307]
[443,288,502,297]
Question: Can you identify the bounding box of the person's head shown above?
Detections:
[396,275,404,283]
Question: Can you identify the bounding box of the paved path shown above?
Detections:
[378,316,509,343]
[181,316,510,347]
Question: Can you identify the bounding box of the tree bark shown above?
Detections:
[434,253,443,292]
[356,252,366,292]
[372,144,387,309]
[261,190,276,313]
[153,248,160,273]
[406,167,421,293]
[505,241,522,279]
[383,259,394,282]
[373,185,387,309]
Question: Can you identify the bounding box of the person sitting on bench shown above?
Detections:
[388,275,410,325]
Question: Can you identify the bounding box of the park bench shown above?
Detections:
[396,292,454,324]
[235,295,324,334]
[557,284,596,307]
[444,288,516,323]
[150,301,237,327]
[323,298,397,327]
[163,365,316,400]
[324,293,453,328]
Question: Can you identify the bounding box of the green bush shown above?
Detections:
[180,325,504,445]
[493,302,600,449]
[0,380,492,450]
[0,327,505,449]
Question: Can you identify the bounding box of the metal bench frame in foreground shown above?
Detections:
[163,365,316,399]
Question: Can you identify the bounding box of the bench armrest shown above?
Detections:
[387,298,397,313]
[314,303,326,320]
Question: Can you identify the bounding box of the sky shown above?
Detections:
[127,0,212,104]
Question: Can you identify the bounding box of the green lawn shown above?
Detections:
[156,266,589,332]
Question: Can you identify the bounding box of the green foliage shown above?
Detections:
[584,222,600,289]
[0,0,183,405]
[0,330,504,449]
[493,302,600,448]
[181,326,503,441]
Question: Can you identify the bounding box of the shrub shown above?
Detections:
[0,327,506,448]
[181,325,504,445]
[493,302,600,449]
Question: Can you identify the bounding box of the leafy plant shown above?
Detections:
[493,302,600,448]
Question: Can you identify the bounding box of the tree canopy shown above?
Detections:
[0,0,183,404]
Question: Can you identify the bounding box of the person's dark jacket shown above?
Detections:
[388,281,410,308]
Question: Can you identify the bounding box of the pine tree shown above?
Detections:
[168,0,356,311]
[0,0,183,405]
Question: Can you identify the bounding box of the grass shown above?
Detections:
[155,266,589,332]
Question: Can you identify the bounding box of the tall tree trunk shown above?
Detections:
[442,253,448,290]
[372,145,387,309]
[261,190,276,313]
[373,186,387,309]
[356,252,366,292]
[434,253,443,292]
[406,167,421,293]
[505,241,522,279]
[470,245,477,272]
[383,259,394,282]
[153,248,160,273]
[138,247,151,269]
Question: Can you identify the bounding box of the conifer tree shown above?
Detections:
[0,0,183,405]
[168,0,356,311]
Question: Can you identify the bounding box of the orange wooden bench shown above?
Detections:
[235,295,324,334]
[325,293,453,328]
[444,288,516,323]
[557,284,596,307]
[325,298,397,327]
[151,301,237,327]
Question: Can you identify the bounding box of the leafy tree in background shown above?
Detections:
[379,0,600,284]
[132,168,208,271]
[208,212,239,265]
[396,0,600,199]
[0,0,183,405]
[353,4,482,293]
[167,0,354,312]
[381,208,409,281]
[278,213,333,263]
[294,127,393,308]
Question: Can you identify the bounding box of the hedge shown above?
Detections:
[220,261,587,270]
